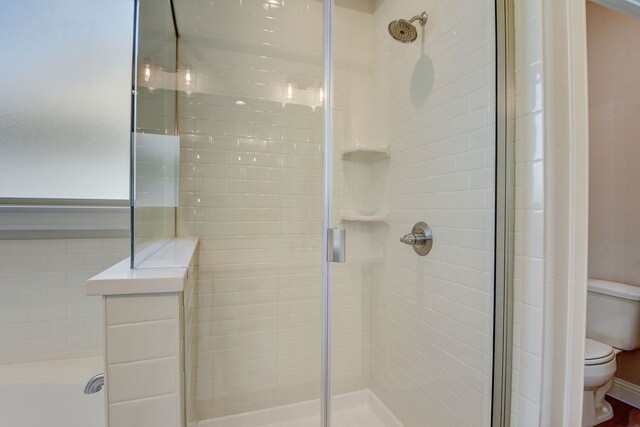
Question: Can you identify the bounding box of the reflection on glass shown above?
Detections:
[132,0,178,267]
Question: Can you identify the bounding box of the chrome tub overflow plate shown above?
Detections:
[400,222,433,256]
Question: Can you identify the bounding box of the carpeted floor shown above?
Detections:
[597,397,640,426]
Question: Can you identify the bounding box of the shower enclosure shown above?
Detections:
[139,0,515,425]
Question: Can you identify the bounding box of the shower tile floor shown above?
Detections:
[199,390,403,427]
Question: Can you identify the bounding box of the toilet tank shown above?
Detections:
[587,279,640,350]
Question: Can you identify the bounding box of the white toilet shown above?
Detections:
[583,279,640,427]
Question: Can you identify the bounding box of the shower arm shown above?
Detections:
[409,12,428,27]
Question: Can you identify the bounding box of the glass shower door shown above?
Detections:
[174,0,507,425]
[173,0,327,424]
[131,0,179,267]
[328,1,499,426]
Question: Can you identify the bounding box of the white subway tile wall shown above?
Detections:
[105,293,184,427]
[176,0,498,425]
[176,0,325,420]
[185,249,199,427]
[0,238,129,364]
[511,0,544,425]
[330,2,378,403]
[368,0,496,426]
[175,0,379,419]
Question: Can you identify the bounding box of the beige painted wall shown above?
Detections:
[587,3,640,285]
[587,3,640,385]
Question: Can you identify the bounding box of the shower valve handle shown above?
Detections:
[400,222,433,256]
[400,233,426,246]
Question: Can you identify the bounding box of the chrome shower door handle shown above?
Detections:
[327,228,346,263]
[400,222,433,256]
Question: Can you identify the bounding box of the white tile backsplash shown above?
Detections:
[0,237,128,364]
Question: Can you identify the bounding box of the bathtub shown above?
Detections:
[0,356,105,427]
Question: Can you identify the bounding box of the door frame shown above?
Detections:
[492,0,516,425]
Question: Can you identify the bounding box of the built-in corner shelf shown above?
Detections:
[340,147,390,226]
[340,210,389,224]
[341,146,390,162]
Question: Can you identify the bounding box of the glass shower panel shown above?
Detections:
[331,1,497,426]
[173,0,325,424]
[132,0,179,266]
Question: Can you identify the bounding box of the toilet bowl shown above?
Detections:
[582,338,616,427]
[583,279,640,427]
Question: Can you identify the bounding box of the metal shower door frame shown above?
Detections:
[320,0,334,426]
[493,0,515,425]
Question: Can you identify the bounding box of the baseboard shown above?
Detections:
[608,377,640,409]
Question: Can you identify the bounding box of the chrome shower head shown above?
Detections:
[388,12,428,43]
[388,19,417,43]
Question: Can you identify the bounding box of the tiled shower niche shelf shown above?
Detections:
[340,210,389,224]
[341,146,390,161]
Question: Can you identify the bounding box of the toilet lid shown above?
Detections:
[585,338,615,365]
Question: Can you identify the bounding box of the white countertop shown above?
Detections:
[87,238,198,296]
